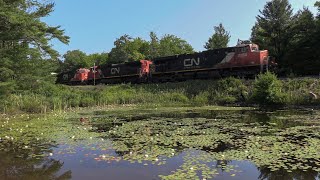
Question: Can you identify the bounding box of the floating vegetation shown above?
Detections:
[0,107,319,179]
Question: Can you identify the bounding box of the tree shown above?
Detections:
[148,31,160,59]
[87,52,109,66]
[158,34,194,57]
[126,37,149,61]
[283,8,317,74]
[108,35,149,63]
[250,23,268,51]
[108,33,194,63]
[204,23,230,50]
[251,0,293,67]
[316,1,320,15]
[62,50,90,71]
[0,0,69,89]
[0,0,69,58]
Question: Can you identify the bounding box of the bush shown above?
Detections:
[250,72,286,105]
[192,92,209,106]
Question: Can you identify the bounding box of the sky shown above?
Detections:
[44,0,318,56]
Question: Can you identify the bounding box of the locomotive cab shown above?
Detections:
[235,41,269,72]
[88,66,102,80]
[71,68,90,84]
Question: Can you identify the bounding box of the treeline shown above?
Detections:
[59,27,230,72]
[60,33,195,72]
[251,0,320,75]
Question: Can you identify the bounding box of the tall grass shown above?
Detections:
[1,75,320,114]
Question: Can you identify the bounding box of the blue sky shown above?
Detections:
[44,0,318,56]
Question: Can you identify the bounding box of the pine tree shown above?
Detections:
[148,32,160,59]
[251,0,293,67]
[0,0,69,88]
[204,23,230,50]
[284,8,317,74]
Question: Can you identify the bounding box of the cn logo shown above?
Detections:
[111,67,120,75]
[184,58,200,67]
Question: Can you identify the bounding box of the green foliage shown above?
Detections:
[0,0,69,58]
[2,76,320,113]
[283,8,318,74]
[80,96,96,107]
[148,31,160,59]
[0,67,14,82]
[251,72,285,105]
[62,50,90,71]
[251,0,293,67]
[251,0,320,74]
[158,34,194,57]
[210,77,247,104]
[204,23,230,50]
[0,0,69,95]
[108,33,194,63]
[192,92,210,106]
[108,35,148,63]
[59,51,108,72]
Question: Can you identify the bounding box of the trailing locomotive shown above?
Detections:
[56,41,274,85]
[99,60,152,84]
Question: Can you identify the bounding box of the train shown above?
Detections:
[56,41,276,85]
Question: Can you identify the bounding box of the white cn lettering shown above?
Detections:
[111,67,120,75]
[184,58,200,67]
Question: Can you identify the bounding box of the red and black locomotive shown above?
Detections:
[56,41,275,85]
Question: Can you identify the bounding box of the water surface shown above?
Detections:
[0,107,319,179]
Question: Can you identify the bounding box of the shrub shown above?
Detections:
[192,92,209,106]
[250,72,286,105]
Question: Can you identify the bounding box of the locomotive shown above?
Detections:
[56,41,275,85]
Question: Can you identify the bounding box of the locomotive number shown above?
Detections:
[111,67,120,75]
[184,58,200,67]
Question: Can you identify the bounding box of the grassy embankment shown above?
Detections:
[1,72,320,114]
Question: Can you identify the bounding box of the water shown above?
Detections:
[0,108,319,180]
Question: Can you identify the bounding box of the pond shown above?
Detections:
[0,107,319,180]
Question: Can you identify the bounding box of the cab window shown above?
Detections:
[240,47,248,53]
[251,46,259,51]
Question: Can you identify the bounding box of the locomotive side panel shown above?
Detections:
[99,61,151,84]
[56,71,75,85]
[100,61,141,78]
[151,47,236,81]
[152,47,236,74]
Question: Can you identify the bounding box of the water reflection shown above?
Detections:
[258,166,320,180]
[0,150,71,180]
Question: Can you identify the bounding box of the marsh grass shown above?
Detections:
[1,75,320,114]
